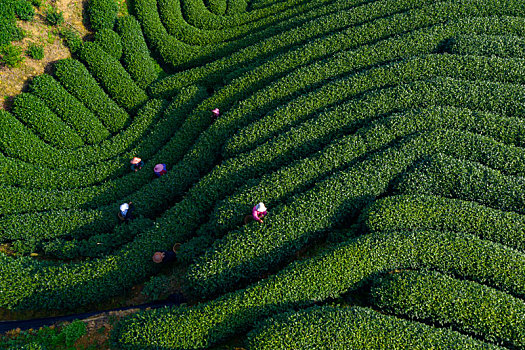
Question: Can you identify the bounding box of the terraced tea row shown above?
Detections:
[3,0,525,348]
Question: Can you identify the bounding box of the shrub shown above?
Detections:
[14,0,34,21]
[112,229,525,349]
[141,275,171,301]
[11,93,84,148]
[0,44,24,67]
[94,28,122,59]
[246,306,500,349]
[59,27,83,53]
[53,58,129,132]
[225,0,247,15]
[29,74,110,144]
[208,0,226,15]
[115,15,158,89]
[447,33,525,58]
[77,41,148,111]
[370,270,525,348]
[394,153,525,214]
[26,43,43,60]
[87,0,118,31]
[45,6,64,26]
[361,194,525,252]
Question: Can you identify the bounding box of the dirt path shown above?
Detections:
[0,0,90,109]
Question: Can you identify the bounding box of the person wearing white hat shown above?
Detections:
[211,108,220,121]
[251,202,267,223]
[118,201,135,222]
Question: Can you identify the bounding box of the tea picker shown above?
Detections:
[118,202,135,222]
[154,163,167,177]
[152,243,181,264]
[130,157,144,172]
[211,108,220,121]
[244,202,268,224]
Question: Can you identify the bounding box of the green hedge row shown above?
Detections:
[370,270,525,348]
[87,0,118,31]
[111,229,525,349]
[2,82,201,193]
[184,124,525,297]
[178,0,309,29]
[173,53,525,279]
[447,33,525,59]
[148,0,525,97]
[6,1,525,311]
[0,98,167,214]
[207,0,226,15]
[53,58,129,133]
[158,0,339,45]
[40,217,154,260]
[0,110,56,163]
[115,15,159,90]
[361,195,525,252]
[161,53,525,266]
[77,42,148,111]
[226,0,247,14]
[3,52,523,306]
[5,84,197,171]
[94,28,122,59]
[0,0,30,47]
[0,88,205,252]
[149,0,439,94]
[205,100,525,243]
[394,153,525,215]
[137,0,414,69]
[29,74,110,144]
[0,154,125,190]
[245,306,500,349]
[0,83,196,190]
[11,93,84,149]
[223,52,525,157]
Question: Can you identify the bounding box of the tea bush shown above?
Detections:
[246,306,501,349]
[370,270,525,348]
[3,0,525,348]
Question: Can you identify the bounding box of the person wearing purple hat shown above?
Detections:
[153,163,167,177]
[211,108,220,121]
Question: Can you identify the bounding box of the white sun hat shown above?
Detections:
[120,203,129,212]
[256,202,267,212]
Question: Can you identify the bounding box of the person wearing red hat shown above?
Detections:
[152,244,180,263]
[130,157,144,172]
[153,163,167,177]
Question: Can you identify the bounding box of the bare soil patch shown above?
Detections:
[0,0,90,109]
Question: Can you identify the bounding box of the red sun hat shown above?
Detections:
[152,252,164,263]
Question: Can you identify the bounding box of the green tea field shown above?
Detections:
[1,0,525,348]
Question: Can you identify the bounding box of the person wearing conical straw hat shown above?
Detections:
[153,163,167,177]
[211,108,220,121]
[130,157,144,172]
[252,202,267,223]
[152,243,180,264]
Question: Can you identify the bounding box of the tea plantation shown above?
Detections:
[1,0,525,348]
